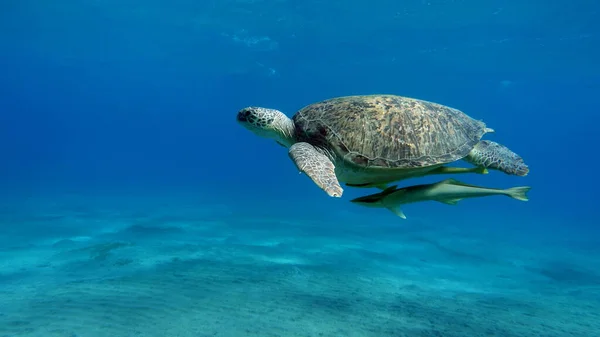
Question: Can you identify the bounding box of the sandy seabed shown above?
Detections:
[0,193,598,337]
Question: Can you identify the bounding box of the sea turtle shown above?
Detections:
[236,94,529,197]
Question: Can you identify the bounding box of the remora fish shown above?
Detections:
[350,179,531,219]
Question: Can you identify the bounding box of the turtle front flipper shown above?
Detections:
[465,140,529,176]
[289,142,344,197]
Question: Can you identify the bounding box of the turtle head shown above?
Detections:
[237,107,295,147]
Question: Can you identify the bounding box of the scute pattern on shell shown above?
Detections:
[292,95,488,168]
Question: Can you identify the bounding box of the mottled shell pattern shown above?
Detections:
[292,95,488,169]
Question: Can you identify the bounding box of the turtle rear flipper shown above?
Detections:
[465,140,529,176]
[289,142,344,197]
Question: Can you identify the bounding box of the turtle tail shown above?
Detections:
[465,140,529,176]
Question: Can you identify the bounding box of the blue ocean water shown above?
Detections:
[1,1,599,336]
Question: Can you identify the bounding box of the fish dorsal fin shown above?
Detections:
[438,198,463,205]
[381,185,399,195]
[436,178,461,185]
[437,179,481,189]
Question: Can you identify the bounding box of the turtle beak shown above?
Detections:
[237,109,251,123]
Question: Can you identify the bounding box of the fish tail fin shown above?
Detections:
[505,186,531,201]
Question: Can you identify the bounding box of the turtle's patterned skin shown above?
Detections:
[293,95,488,169]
